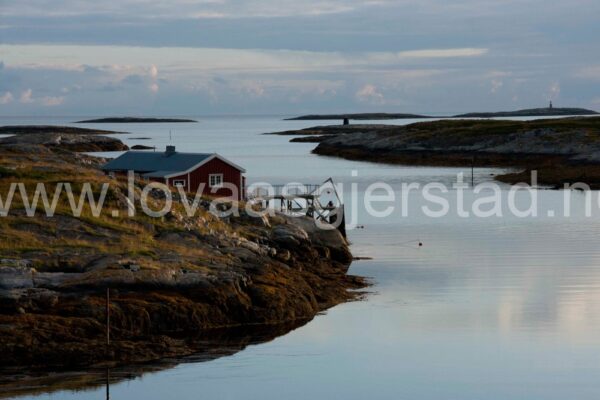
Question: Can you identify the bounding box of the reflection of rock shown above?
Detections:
[0,321,306,399]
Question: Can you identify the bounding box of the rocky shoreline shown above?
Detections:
[0,125,129,152]
[0,125,126,136]
[0,134,366,382]
[268,117,600,188]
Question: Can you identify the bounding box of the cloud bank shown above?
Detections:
[0,0,599,115]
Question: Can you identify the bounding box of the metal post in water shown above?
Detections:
[471,156,475,187]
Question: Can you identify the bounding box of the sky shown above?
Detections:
[0,0,599,116]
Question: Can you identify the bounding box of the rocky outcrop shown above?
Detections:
[0,210,363,369]
[0,132,128,152]
[0,125,125,135]
[0,125,364,374]
[268,117,600,187]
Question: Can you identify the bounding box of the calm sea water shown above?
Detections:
[3,116,600,399]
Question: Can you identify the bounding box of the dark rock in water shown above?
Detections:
[76,117,197,123]
[131,144,155,150]
[290,136,327,143]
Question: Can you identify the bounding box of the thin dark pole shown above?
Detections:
[106,367,110,400]
[471,156,475,187]
[106,288,110,347]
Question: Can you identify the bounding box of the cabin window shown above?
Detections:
[173,179,186,187]
[209,173,223,188]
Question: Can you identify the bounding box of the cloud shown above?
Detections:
[121,74,145,85]
[19,89,33,103]
[0,0,376,19]
[574,66,600,81]
[490,79,503,93]
[0,44,488,77]
[548,81,560,100]
[398,48,488,58]
[0,92,14,104]
[356,84,384,104]
[239,81,265,97]
[40,96,65,106]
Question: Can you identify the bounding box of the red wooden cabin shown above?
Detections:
[102,146,246,201]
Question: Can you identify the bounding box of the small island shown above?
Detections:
[453,106,598,118]
[267,116,600,188]
[285,113,429,121]
[285,105,598,121]
[76,117,197,123]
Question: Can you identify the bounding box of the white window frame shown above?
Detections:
[209,173,224,188]
[172,179,186,187]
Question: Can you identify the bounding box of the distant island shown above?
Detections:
[286,113,429,121]
[76,117,197,123]
[286,106,598,121]
[453,107,598,118]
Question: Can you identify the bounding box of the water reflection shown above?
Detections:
[0,321,310,399]
[3,116,600,399]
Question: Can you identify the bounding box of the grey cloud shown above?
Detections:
[1,0,599,114]
[121,74,145,85]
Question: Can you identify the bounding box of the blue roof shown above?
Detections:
[141,170,174,178]
[102,151,213,174]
